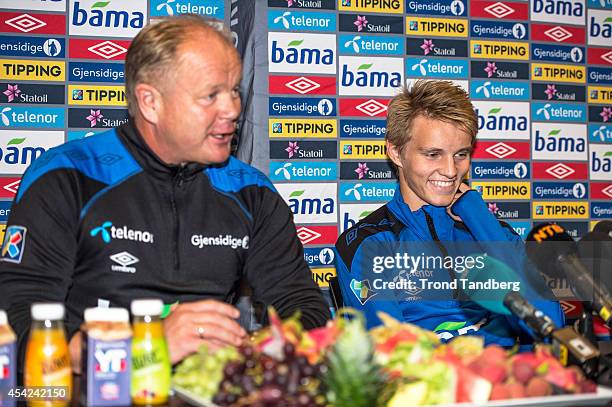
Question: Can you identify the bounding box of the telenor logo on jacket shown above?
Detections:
[90,221,154,244]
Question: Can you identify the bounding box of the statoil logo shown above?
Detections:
[339,56,403,96]
[268,10,335,32]
[0,130,63,174]
[588,10,612,46]
[532,83,585,102]
[338,34,403,55]
[532,123,587,161]
[531,0,585,25]
[470,80,529,100]
[474,101,529,139]
[69,0,146,38]
[268,32,336,74]
[277,183,337,224]
[590,144,612,180]
[532,102,586,122]
[406,17,467,37]
[340,181,396,202]
[407,57,468,79]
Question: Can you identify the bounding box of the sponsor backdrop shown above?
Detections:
[0,1,610,312]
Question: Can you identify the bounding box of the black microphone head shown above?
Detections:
[593,220,612,239]
[525,223,577,279]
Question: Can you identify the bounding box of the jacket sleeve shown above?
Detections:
[451,190,565,336]
[334,237,404,330]
[243,188,330,330]
[0,169,81,369]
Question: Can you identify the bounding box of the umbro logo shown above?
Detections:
[110,251,138,273]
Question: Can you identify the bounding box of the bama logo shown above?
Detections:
[340,181,396,202]
[532,123,587,161]
[532,44,584,63]
[339,56,403,96]
[532,63,585,83]
[471,161,530,179]
[268,10,335,32]
[406,0,466,16]
[470,40,529,61]
[340,203,380,232]
[304,247,335,267]
[590,144,612,180]
[0,106,64,129]
[533,201,588,219]
[532,102,586,122]
[90,221,154,244]
[0,36,64,59]
[589,124,612,142]
[269,161,336,181]
[533,182,588,200]
[474,101,530,139]
[69,0,147,38]
[340,119,386,137]
[530,0,585,25]
[1,83,65,105]
[269,97,336,117]
[470,80,529,100]
[588,10,612,46]
[268,32,336,74]
[406,57,468,79]
[338,34,403,55]
[0,130,63,174]
[532,83,586,102]
[406,17,467,37]
[470,20,528,40]
[276,183,337,224]
[150,0,223,19]
[472,181,531,200]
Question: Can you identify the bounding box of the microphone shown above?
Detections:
[463,255,600,378]
[526,223,612,327]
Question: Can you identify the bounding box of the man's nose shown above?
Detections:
[439,155,457,178]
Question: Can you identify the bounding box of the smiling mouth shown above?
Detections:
[429,180,455,188]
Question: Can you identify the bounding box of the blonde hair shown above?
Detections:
[125,14,234,116]
[386,80,477,151]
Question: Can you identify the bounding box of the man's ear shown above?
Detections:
[386,140,403,169]
[133,83,162,124]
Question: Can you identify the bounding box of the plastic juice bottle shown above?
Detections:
[24,303,72,407]
[0,310,17,407]
[130,299,171,405]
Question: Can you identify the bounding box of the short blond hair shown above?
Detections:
[125,14,234,116]
[386,80,477,151]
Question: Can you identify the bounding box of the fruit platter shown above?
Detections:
[172,308,612,407]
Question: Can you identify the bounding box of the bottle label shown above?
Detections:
[131,338,170,403]
[85,336,131,406]
[0,342,16,407]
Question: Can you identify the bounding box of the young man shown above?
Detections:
[0,15,329,370]
[335,80,563,346]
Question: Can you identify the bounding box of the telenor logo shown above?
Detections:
[90,221,154,244]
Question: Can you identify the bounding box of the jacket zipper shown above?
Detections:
[423,211,458,298]
[171,170,185,271]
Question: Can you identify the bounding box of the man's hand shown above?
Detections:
[69,332,82,374]
[163,299,247,364]
[447,182,471,222]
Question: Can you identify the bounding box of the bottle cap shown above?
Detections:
[0,310,7,325]
[84,307,129,323]
[31,303,65,321]
[131,299,164,317]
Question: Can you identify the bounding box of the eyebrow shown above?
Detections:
[418,146,473,154]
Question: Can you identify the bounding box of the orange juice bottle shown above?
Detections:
[24,303,72,407]
[130,299,170,405]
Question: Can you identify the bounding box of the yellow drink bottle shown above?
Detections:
[130,299,170,405]
[24,303,72,407]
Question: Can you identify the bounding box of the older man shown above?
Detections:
[0,15,329,369]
